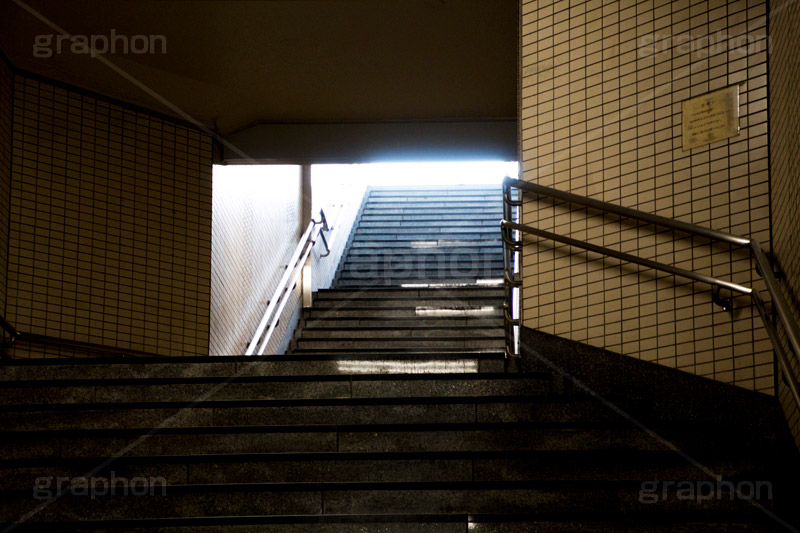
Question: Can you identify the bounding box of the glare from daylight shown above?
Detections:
[311,160,519,187]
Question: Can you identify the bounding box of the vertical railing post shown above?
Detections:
[502,177,523,365]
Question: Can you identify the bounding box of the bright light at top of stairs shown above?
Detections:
[311,160,518,186]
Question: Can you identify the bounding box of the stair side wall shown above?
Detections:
[210,165,303,356]
[0,54,12,323]
[3,71,213,357]
[519,0,772,392]
[768,0,800,448]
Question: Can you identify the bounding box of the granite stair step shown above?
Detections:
[0,420,783,461]
[0,480,774,523]
[0,395,621,431]
[313,287,505,299]
[0,516,783,532]
[0,450,778,488]
[349,240,501,249]
[303,307,503,319]
[346,245,504,254]
[0,374,552,405]
[311,296,503,308]
[298,327,502,339]
[360,214,507,222]
[294,337,504,350]
[301,318,505,328]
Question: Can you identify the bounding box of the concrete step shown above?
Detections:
[298,327,502,339]
[0,354,509,381]
[346,252,502,263]
[294,337,505,350]
[0,450,777,488]
[368,190,503,195]
[342,262,503,274]
[0,420,782,461]
[2,520,779,532]
[291,348,506,356]
[0,375,547,405]
[302,318,505,328]
[336,273,505,283]
[303,307,503,319]
[365,202,505,209]
[0,517,783,532]
[0,396,619,431]
[351,235,502,243]
[364,193,504,198]
[314,287,505,299]
[340,262,505,273]
[361,208,504,216]
[337,267,505,275]
[355,227,499,236]
[360,214,508,222]
[338,260,505,268]
[0,480,773,523]
[367,189,503,198]
[334,277,505,287]
[362,201,504,209]
[311,295,503,307]
[349,240,502,249]
[343,255,504,263]
[368,185,502,191]
[337,265,504,277]
[335,273,499,288]
[346,245,503,255]
[359,221,503,228]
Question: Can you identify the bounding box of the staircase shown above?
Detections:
[0,184,798,531]
[292,186,505,360]
[290,185,507,360]
[334,185,505,287]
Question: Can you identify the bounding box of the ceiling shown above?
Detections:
[0,0,518,142]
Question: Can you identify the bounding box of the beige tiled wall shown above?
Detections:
[769,0,800,445]
[520,0,772,392]
[5,74,213,357]
[0,56,12,319]
[210,165,302,355]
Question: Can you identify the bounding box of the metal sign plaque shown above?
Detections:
[681,86,740,151]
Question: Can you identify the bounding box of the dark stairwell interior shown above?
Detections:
[0,184,798,531]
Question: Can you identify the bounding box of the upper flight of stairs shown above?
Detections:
[1,183,798,531]
[333,185,506,287]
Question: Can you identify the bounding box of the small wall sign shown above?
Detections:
[681,86,740,151]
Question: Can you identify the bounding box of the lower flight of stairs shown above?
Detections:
[0,356,796,531]
[333,186,507,287]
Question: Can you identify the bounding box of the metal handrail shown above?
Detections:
[244,208,334,356]
[502,176,800,413]
[0,315,19,358]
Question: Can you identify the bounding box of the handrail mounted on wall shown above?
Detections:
[244,208,334,356]
[501,176,800,414]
